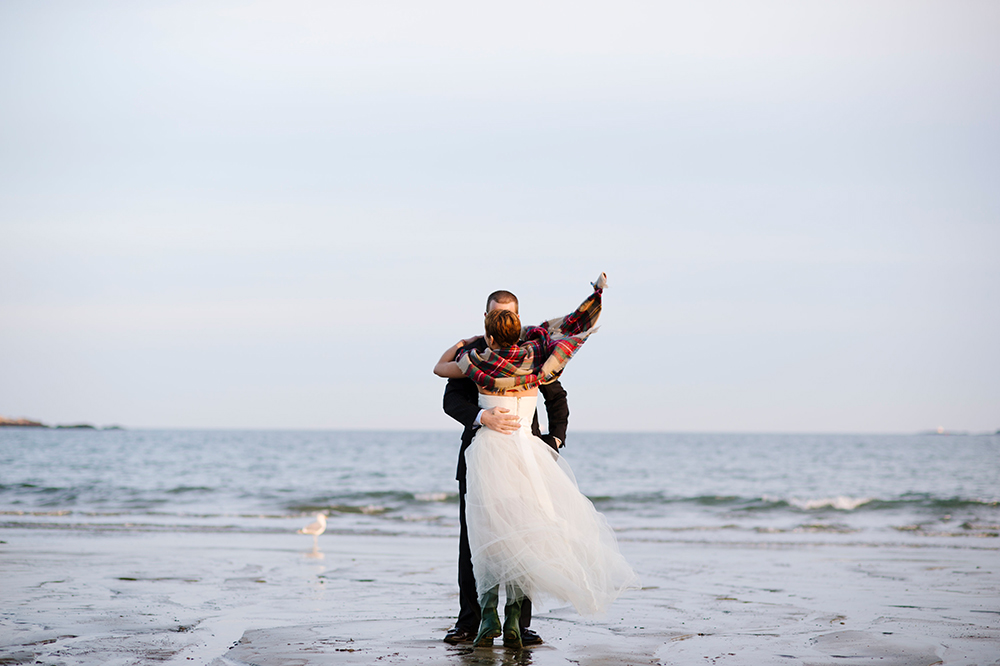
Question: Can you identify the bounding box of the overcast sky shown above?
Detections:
[1,1,997,432]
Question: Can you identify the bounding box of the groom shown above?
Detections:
[442,289,570,646]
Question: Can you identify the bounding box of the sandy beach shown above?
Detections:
[1,524,997,666]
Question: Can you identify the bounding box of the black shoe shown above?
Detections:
[520,628,543,646]
[443,627,476,644]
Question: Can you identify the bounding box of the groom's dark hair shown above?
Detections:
[486,290,518,314]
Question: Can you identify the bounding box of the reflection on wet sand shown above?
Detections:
[449,642,536,666]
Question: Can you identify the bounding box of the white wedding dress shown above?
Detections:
[465,394,638,615]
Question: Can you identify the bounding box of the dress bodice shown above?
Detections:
[478,393,538,427]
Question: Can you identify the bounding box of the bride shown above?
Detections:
[433,273,638,648]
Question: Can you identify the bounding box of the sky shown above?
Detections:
[1,1,998,433]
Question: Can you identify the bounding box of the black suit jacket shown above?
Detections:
[443,337,569,493]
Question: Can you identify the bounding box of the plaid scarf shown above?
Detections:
[456,273,607,393]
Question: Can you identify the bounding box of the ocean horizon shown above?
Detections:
[4,428,997,548]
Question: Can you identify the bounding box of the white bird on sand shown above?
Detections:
[297,513,327,549]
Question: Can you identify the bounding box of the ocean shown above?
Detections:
[2,428,997,549]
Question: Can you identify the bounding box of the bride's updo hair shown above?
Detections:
[485,309,521,347]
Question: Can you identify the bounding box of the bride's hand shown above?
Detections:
[457,336,483,349]
[433,336,483,378]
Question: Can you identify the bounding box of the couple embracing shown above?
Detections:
[433,273,638,649]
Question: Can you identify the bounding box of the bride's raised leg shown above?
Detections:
[473,586,501,647]
[502,584,523,649]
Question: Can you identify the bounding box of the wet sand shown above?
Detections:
[1,527,997,665]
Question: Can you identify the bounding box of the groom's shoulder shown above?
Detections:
[460,337,488,353]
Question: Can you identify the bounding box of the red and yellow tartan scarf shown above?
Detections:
[456,273,608,393]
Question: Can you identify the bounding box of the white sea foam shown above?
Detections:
[414,492,450,502]
[790,496,873,511]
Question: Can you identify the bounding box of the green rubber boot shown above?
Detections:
[502,588,523,649]
[473,586,501,647]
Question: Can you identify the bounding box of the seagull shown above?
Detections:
[297,513,327,549]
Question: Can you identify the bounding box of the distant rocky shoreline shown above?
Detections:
[0,416,123,430]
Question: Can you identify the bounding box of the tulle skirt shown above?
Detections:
[465,415,638,615]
